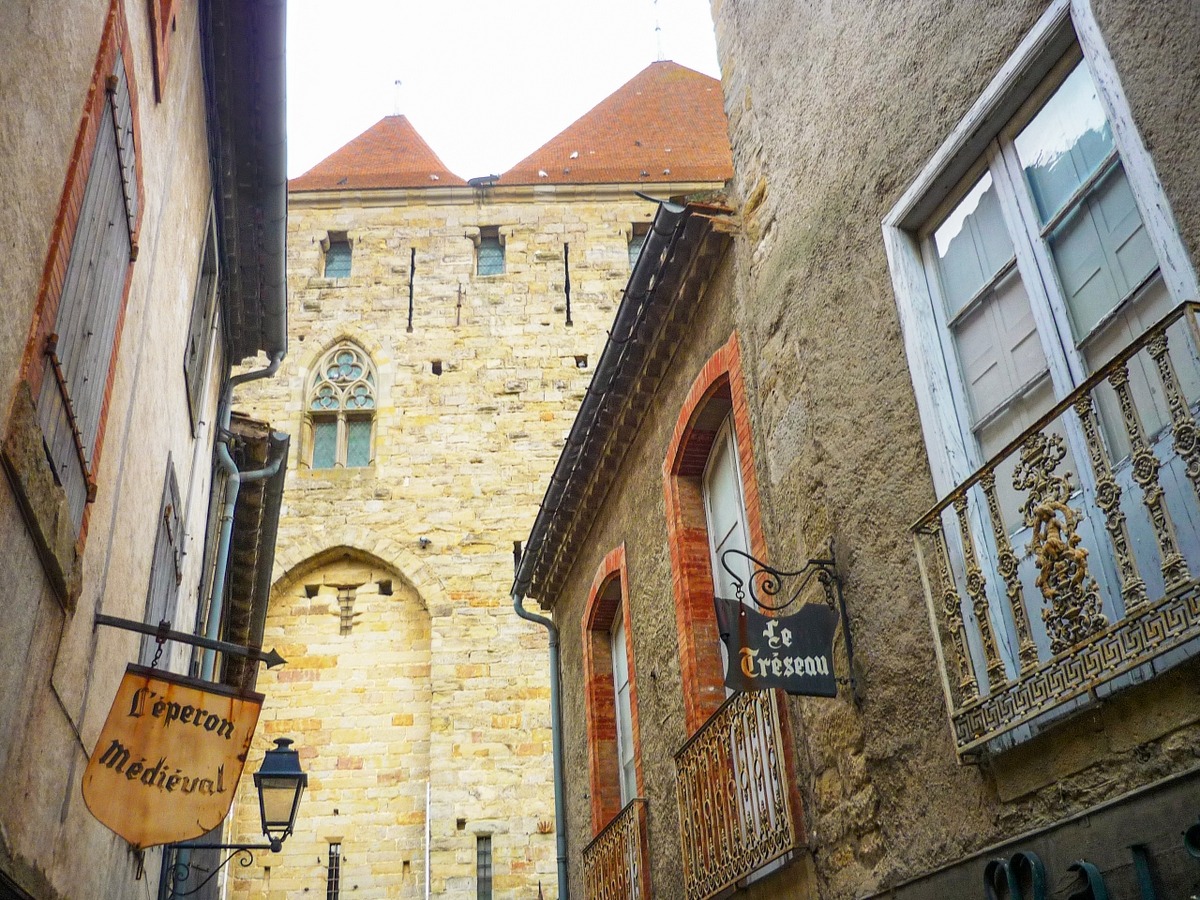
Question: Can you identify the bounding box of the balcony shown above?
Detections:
[582,798,650,900]
[674,690,801,900]
[913,302,1200,758]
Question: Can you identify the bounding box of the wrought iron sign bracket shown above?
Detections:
[161,842,279,899]
[93,615,287,669]
[721,542,860,704]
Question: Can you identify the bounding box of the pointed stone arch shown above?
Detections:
[271,526,448,614]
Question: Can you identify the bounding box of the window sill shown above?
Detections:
[1,380,81,610]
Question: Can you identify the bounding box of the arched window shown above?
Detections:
[306,342,376,469]
[663,333,767,733]
[582,546,642,832]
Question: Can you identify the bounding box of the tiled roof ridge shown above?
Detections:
[500,60,732,187]
[289,114,467,192]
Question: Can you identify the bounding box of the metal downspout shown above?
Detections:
[513,552,569,899]
[199,353,284,681]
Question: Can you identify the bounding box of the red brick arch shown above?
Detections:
[581,544,643,832]
[663,332,766,734]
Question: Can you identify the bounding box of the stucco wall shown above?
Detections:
[1,1,236,897]
[707,0,1200,895]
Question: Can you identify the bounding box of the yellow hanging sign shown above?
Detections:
[82,665,263,849]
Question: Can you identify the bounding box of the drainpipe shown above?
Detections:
[512,542,568,900]
[199,353,284,682]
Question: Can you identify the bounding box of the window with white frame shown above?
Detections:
[702,415,752,686]
[885,3,1198,506]
[306,342,376,469]
[610,611,637,805]
[884,0,1200,750]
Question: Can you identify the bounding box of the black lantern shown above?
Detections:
[253,738,307,850]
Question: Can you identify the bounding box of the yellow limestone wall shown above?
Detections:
[226,183,719,898]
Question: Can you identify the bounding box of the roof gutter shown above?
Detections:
[202,0,288,360]
[512,198,689,600]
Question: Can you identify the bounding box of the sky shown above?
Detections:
[286,0,722,180]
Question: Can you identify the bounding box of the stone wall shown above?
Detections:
[228,183,720,897]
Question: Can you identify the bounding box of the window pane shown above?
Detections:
[1015,61,1114,224]
[325,240,351,278]
[312,419,337,469]
[629,232,647,268]
[476,835,493,900]
[477,238,504,276]
[951,266,1047,424]
[1048,165,1157,342]
[934,173,1015,316]
[611,614,636,805]
[346,419,372,467]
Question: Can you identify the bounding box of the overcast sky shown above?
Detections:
[286,0,722,180]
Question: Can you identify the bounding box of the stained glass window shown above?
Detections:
[306,342,376,468]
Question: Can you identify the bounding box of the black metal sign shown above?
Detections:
[715,597,838,695]
[713,546,855,700]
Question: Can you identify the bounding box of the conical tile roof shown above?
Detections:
[501,61,731,186]
[289,115,466,191]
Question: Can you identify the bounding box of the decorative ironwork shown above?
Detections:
[1109,363,1191,591]
[928,521,978,703]
[1148,331,1200,496]
[1073,393,1147,613]
[1013,432,1107,654]
[981,472,1038,672]
[674,691,798,900]
[583,799,649,900]
[911,302,1200,759]
[718,544,857,700]
[953,583,1200,753]
[160,844,271,899]
[953,495,1006,685]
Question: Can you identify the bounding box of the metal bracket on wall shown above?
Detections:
[720,540,861,705]
[93,614,287,668]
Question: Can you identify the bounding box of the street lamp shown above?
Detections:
[254,738,308,850]
[160,737,307,899]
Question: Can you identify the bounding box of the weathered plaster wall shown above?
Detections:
[229,186,703,897]
[707,0,1200,896]
[1,1,235,897]
[549,256,741,900]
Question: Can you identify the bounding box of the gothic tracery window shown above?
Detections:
[307,342,376,469]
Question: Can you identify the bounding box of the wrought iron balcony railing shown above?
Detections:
[674,690,801,900]
[582,798,649,900]
[913,302,1200,758]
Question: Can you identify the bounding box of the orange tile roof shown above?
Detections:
[501,61,731,186]
[289,115,466,191]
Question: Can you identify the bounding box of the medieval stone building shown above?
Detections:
[0,1,288,898]
[226,62,731,898]
[516,0,1200,898]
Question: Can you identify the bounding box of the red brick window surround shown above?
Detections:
[148,0,178,101]
[18,0,144,547]
[663,332,767,735]
[582,544,643,833]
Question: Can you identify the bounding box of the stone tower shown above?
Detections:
[225,61,731,898]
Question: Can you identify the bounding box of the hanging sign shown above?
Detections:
[714,597,839,697]
[82,665,263,849]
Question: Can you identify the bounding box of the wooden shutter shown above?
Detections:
[184,210,219,430]
[140,460,184,666]
[38,49,138,530]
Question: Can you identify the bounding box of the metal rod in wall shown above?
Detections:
[563,242,572,327]
[407,246,416,333]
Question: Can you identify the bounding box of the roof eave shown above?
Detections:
[512,200,736,606]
